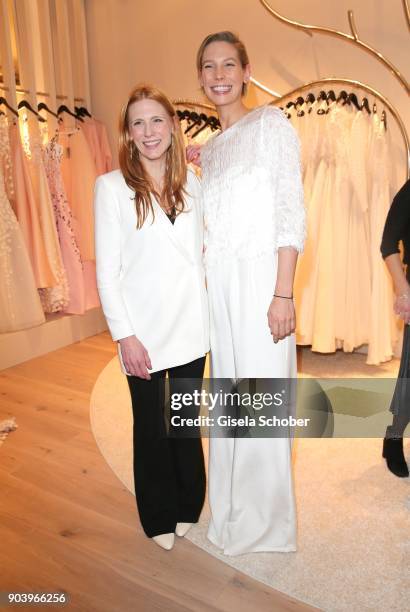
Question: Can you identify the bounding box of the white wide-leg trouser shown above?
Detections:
[206,254,297,555]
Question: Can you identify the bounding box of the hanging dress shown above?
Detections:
[20,115,69,312]
[43,137,88,314]
[79,117,107,177]
[0,116,45,332]
[310,101,337,352]
[367,112,397,364]
[329,102,355,347]
[343,106,372,351]
[59,122,100,309]
[294,99,328,346]
[94,118,112,174]
[8,123,54,288]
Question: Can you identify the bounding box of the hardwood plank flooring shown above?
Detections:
[0,332,319,612]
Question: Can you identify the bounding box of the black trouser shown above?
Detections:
[126,356,206,537]
[387,324,410,439]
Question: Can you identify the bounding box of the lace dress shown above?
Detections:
[43,138,87,314]
[0,117,45,332]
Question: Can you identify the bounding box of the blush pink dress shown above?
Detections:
[43,137,89,314]
[8,123,55,288]
[59,124,100,310]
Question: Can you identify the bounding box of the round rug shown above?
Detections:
[90,356,410,612]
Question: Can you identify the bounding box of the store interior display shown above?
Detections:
[0,98,112,331]
[1,0,409,610]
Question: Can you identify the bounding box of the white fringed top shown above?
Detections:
[200,105,306,267]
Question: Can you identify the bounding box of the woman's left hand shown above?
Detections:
[186,144,202,167]
[267,297,296,343]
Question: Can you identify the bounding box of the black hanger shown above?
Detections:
[305,93,315,104]
[327,90,336,102]
[286,100,296,109]
[361,98,371,114]
[38,102,59,119]
[0,97,19,117]
[381,110,387,130]
[57,104,84,122]
[347,93,360,111]
[75,105,92,118]
[337,90,348,104]
[18,100,46,122]
[210,116,221,130]
[317,90,328,114]
[191,115,214,138]
[177,109,191,125]
[184,112,207,134]
[279,107,292,120]
[183,111,199,133]
[372,102,377,114]
[296,96,305,107]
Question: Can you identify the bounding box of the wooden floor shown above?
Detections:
[0,332,319,612]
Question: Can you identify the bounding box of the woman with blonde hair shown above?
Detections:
[94,84,209,550]
[192,31,305,555]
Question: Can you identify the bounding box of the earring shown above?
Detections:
[129,142,134,160]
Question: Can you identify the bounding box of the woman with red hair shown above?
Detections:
[94,84,209,550]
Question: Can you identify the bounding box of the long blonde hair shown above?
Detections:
[118,84,187,228]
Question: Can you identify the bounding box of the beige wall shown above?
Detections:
[85,0,409,182]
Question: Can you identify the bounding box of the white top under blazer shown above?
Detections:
[94,168,210,373]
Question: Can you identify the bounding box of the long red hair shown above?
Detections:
[118,84,187,228]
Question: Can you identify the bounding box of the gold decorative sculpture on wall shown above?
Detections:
[259,0,410,94]
[174,2,409,176]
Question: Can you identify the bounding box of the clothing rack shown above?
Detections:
[0,83,85,103]
[0,93,91,124]
[174,78,410,179]
[176,109,221,135]
[269,78,410,178]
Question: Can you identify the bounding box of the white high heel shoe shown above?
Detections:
[152,533,175,550]
[175,522,193,537]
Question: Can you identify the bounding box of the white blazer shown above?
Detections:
[94,168,210,373]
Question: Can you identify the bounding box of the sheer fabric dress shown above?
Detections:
[0,117,45,332]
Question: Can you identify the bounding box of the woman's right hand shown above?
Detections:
[118,336,152,379]
[394,293,410,324]
[186,144,202,168]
